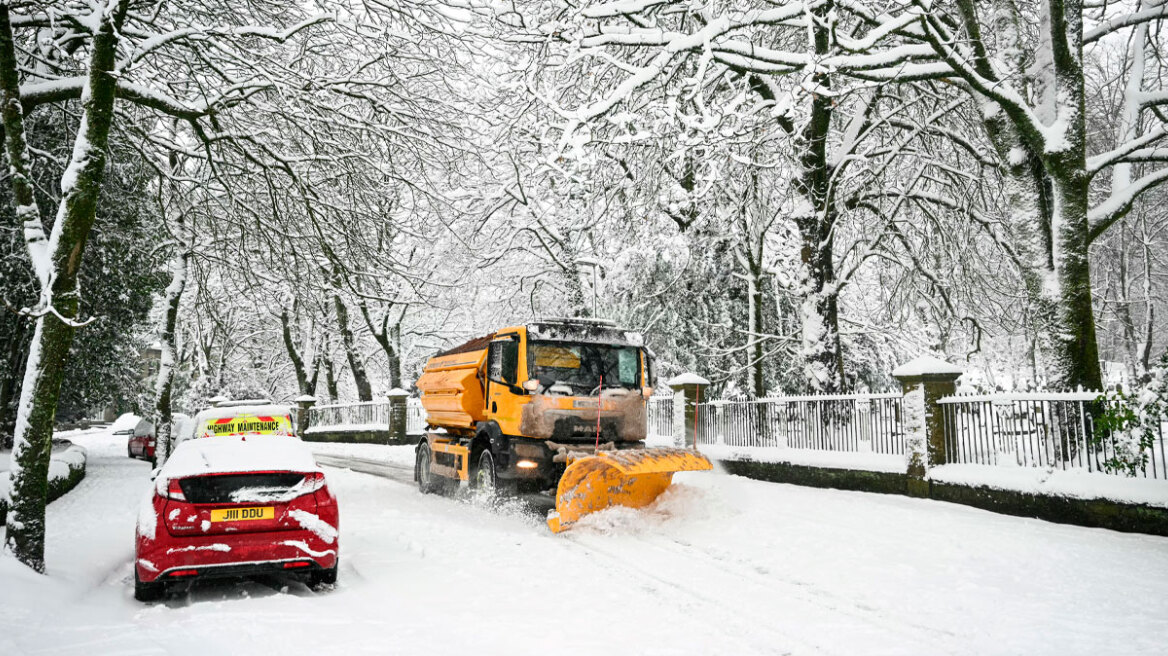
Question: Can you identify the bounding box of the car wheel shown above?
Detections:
[134,570,164,602]
[127,444,134,458]
[416,443,443,494]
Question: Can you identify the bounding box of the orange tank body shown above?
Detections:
[414,334,495,432]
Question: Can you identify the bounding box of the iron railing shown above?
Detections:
[647,395,674,440]
[693,393,905,453]
[938,392,1168,479]
[307,398,426,435]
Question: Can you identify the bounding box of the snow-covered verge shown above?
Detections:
[0,437,88,520]
[697,444,907,473]
[307,440,416,468]
[696,443,1168,509]
[3,426,1168,655]
[930,464,1168,508]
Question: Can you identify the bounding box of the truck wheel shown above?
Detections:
[473,450,497,493]
[416,443,442,494]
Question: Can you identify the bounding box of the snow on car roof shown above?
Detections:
[193,404,293,422]
[109,413,141,432]
[160,435,320,479]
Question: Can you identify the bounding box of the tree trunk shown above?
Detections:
[792,12,846,393]
[333,294,372,401]
[281,306,314,395]
[1139,228,1155,375]
[747,266,765,398]
[324,353,339,401]
[388,322,402,389]
[154,218,190,466]
[3,0,129,571]
[358,302,403,389]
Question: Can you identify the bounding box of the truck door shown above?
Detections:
[486,337,521,431]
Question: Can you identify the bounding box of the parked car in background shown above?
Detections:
[111,413,141,442]
[170,412,194,450]
[125,417,157,464]
[134,434,339,601]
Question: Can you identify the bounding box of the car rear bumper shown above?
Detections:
[136,529,337,583]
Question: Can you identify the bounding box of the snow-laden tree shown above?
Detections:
[0,0,418,571]
[518,0,1168,392]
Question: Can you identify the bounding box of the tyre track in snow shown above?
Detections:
[314,453,415,483]
[561,531,819,656]
[615,532,962,653]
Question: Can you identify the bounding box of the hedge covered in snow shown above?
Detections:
[0,442,87,525]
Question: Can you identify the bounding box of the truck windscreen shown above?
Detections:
[527,341,641,393]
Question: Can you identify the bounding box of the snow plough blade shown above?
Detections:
[547,448,712,533]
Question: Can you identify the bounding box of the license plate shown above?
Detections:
[210,507,273,522]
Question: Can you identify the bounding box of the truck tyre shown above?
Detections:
[473,450,497,493]
[416,443,442,494]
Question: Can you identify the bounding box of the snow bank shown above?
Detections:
[930,464,1168,508]
[308,442,417,468]
[699,444,907,473]
[304,422,386,434]
[1,442,87,505]
[161,435,320,480]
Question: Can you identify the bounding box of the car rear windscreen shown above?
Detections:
[179,473,307,504]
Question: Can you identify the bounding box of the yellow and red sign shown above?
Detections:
[199,414,293,438]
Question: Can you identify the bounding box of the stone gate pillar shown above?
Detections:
[387,388,410,443]
[668,373,710,449]
[892,355,963,496]
[294,395,317,438]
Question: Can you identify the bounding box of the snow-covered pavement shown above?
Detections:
[3,431,1167,655]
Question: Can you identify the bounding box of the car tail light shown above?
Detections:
[283,561,311,569]
[156,477,186,501]
[170,569,198,577]
[300,472,326,494]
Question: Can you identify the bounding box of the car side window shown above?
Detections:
[488,340,519,385]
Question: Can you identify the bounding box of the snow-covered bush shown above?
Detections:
[1092,353,1168,477]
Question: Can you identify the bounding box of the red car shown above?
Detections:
[117,416,156,464]
[134,435,339,601]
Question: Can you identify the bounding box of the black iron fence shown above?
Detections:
[938,392,1168,479]
[691,394,905,453]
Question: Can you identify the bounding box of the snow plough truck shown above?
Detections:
[414,318,711,532]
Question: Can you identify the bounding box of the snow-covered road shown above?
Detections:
[3,431,1167,655]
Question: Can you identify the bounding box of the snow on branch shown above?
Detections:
[1087,126,1168,173]
[1088,167,1168,243]
[581,0,672,19]
[1084,2,1168,44]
